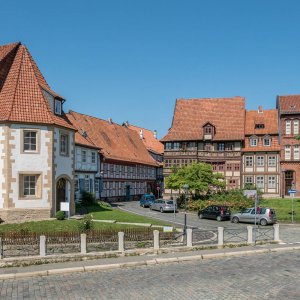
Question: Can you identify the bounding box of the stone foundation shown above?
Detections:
[0,208,51,224]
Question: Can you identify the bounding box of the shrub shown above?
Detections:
[78,215,94,232]
[80,191,96,207]
[55,210,65,220]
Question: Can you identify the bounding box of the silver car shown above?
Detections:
[150,199,177,213]
[231,207,277,226]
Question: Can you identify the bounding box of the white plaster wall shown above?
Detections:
[54,127,74,180]
[9,124,51,209]
[0,125,5,208]
[75,146,98,171]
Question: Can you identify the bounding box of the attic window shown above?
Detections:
[255,124,265,129]
[55,99,62,115]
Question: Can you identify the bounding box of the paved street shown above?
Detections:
[0,250,299,299]
[117,201,300,244]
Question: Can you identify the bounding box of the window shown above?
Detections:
[173,142,180,149]
[245,156,253,167]
[165,142,172,150]
[234,164,240,171]
[217,143,225,151]
[23,130,37,152]
[204,126,212,134]
[257,156,264,167]
[60,134,69,156]
[286,120,291,135]
[263,136,271,146]
[225,143,234,151]
[84,175,90,192]
[285,145,291,160]
[250,137,258,147]
[245,176,253,184]
[256,176,264,189]
[294,145,300,160]
[19,174,41,199]
[226,164,232,171]
[91,152,96,163]
[294,120,299,135]
[54,99,62,115]
[268,156,276,167]
[82,150,87,163]
[255,124,265,129]
[268,176,276,189]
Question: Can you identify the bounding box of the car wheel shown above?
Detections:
[160,207,164,213]
[216,216,222,222]
[198,213,203,219]
[260,218,268,226]
[232,217,239,223]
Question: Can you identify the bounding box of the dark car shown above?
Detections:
[198,205,231,221]
[139,194,155,208]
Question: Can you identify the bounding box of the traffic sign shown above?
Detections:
[288,189,297,194]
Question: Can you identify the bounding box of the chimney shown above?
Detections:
[139,129,143,139]
[258,106,263,114]
[108,118,113,124]
[153,130,157,138]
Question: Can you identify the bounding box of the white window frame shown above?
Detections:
[294,120,299,135]
[285,145,291,160]
[263,136,271,147]
[82,150,87,163]
[60,133,69,156]
[256,176,264,189]
[268,176,276,189]
[23,130,38,153]
[257,156,264,167]
[91,152,96,164]
[245,156,253,167]
[250,137,258,147]
[19,173,42,199]
[245,176,253,184]
[286,120,291,135]
[268,156,276,167]
[54,99,62,115]
[294,145,300,160]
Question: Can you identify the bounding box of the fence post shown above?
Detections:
[0,237,2,259]
[218,227,224,246]
[153,230,160,250]
[247,226,253,244]
[118,232,125,252]
[273,224,280,242]
[39,235,46,257]
[186,228,193,247]
[81,233,87,254]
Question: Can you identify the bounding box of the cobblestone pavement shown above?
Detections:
[1,250,299,299]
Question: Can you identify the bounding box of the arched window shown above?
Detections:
[250,135,258,147]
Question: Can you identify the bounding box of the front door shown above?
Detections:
[285,171,294,195]
[126,185,130,200]
[56,178,66,212]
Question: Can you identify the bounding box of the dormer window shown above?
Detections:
[263,135,271,146]
[250,136,258,147]
[255,124,265,129]
[55,99,62,115]
[204,126,212,134]
[203,123,215,140]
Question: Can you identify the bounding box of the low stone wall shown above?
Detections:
[0,208,51,224]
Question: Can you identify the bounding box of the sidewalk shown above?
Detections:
[0,243,299,280]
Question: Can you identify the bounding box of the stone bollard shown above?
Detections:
[80,233,87,254]
[118,232,125,252]
[186,228,193,247]
[153,230,160,250]
[247,226,254,244]
[273,224,280,242]
[218,227,224,246]
[39,235,46,257]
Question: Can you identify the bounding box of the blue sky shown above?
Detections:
[1,0,300,138]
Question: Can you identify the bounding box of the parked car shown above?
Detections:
[198,205,231,221]
[150,199,177,213]
[231,207,277,226]
[139,194,155,208]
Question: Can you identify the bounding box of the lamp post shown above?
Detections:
[182,184,189,235]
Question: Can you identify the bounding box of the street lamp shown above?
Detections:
[182,184,189,234]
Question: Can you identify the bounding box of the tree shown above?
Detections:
[165,162,225,195]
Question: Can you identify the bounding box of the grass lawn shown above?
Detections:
[260,198,300,222]
[0,202,169,233]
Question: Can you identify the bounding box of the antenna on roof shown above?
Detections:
[140,129,144,139]
[258,106,263,114]
[108,118,113,124]
[153,130,157,138]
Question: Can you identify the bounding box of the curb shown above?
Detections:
[1,245,299,280]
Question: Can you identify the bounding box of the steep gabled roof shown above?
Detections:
[67,111,158,166]
[245,109,278,135]
[124,123,164,155]
[161,97,245,142]
[277,95,300,114]
[0,42,74,129]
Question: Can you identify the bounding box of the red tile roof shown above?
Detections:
[0,42,74,130]
[245,109,278,135]
[161,97,245,142]
[277,95,300,113]
[124,123,164,155]
[67,111,158,166]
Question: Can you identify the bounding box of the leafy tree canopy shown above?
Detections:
[165,162,225,194]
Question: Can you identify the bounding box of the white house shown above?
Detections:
[0,42,75,223]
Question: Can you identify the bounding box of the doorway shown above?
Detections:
[285,170,294,195]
